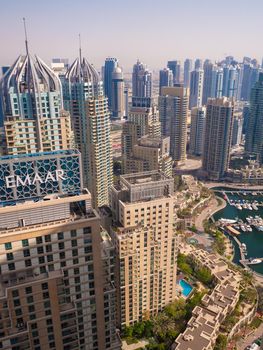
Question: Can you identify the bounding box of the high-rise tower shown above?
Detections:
[202,97,234,180]
[0,54,73,155]
[132,60,152,104]
[184,59,193,88]
[0,150,120,350]
[159,68,173,95]
[63,56,113,208]
[159,86,189,163]
[110,171,178,326]
[167,60,181,85]
[189,106,206,156]
[189,69,204,109]
[104,57,118,111]
[112,66,125,120]
[245,73,263,163]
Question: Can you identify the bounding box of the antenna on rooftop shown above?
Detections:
[23,17,29,55]
[79,33,82,63]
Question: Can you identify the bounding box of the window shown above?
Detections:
[25,286,32,294]
[71,240,77,247]
[25,259,32,267]
[84,227,91,234]
[5,242,12,250]
[43,292,49,299]
[45,235,51,242]
[8,263,15,271]
[12,290,19,298]
[27,296,34,303]
[22,239,29,247]
[23,249,30,257]
[7,252,14,260]
[71,230,77,237]
[57,232,64,240]
[36,237,42,244]
[42,283,48,290]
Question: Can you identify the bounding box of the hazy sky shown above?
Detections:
[0,0,262,71]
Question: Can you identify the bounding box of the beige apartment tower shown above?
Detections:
[158,86,189,163]
[122,104,161,159]
[110,171,178,326]
[0,151,120,350]
[123,135,173,177]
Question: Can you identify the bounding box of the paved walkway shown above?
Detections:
[205,182,263,190]
[235,322,263,349]
[122,339,149,350]
[194,197,226,232]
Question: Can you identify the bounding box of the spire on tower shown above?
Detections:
[23,17,29,55]
[79,33,82,63]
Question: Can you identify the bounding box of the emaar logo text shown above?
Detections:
[5,170,66,188]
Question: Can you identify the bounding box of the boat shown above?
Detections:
[219,218,237,224]
[240,225,247,232]
[252,204,258,210]
[247,204,253,210]
[247,258,262,265]
[236,204,242,210]
[246,225,252,232]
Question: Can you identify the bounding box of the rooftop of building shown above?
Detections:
[0,149,80,162]
[207,96,234,107]
[136,135,169,148]
[120,171,170,186]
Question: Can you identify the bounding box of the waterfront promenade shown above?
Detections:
[205,182,263,190]
[194,196,226,232]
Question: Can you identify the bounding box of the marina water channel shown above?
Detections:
[213,188,263,275]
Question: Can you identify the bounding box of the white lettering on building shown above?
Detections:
[5,170,66,189]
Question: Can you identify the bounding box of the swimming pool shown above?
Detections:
[179,279,193,297]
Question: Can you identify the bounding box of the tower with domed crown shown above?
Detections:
[0,53,73,155]
[63,54,113,208]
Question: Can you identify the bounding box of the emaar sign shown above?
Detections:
[0,150,82,204]
[5,170,65,189]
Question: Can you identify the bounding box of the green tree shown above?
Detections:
[195,267,213,286]
[164,299,186,320]
[132,322,145,338]
[214,334,228,350]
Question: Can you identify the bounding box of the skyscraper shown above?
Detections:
[222,65,240,98]
[63,56,113,208]
[189,69,204,109]
[122,104,161,159]
[232,115,243,146]
[242,102,250,135]
[0,150,120,350]
[189,106,206,156]
[202,97,234,180]
[202,64,224,104]
[104,57,118,111]
[183,59,193,88]
[159,68,173,95]
[194,58,203,70]
[110,171,178,326]
[202,61,213,105]
[123,135,173,177]
[132,60,152,103]
[112,66,125,120]
[159,86,189,162]
[167,60,181,85]
[240,64,260,101]
[245,73,263,163]
[0,54,73,155]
